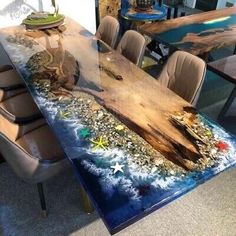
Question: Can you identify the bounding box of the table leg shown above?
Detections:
[79,184,94,214]
[0,153,5,164]
[234,44,236,55]
[200,51,214,62]
[218,86,236,121]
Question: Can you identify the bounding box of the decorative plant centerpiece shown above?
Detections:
[22,0,65,30]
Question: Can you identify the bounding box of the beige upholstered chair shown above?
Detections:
[0,115,68,216]
[0,65,26,102]
[0,65,41,123]
[95,15,120,48]
[116,30,146,67]
[0,92,42,124]
[158,51,206,106]
[0,66,68,216]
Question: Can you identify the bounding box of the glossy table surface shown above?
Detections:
[208,55,236,83]
[139,7,236,55]
[0,18,235,234]
[121,2,167,21]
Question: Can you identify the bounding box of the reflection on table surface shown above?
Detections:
[0,17,235,234]
[139,7,236,55]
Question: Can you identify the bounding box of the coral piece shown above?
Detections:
[215,141,229,151]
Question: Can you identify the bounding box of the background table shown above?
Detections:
[139,7,236,56]
[208,55,236,120]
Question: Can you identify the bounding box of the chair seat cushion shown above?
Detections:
[16,124,65,162]
[0,69,25,90]
[0,64,13,73]
[0,92,42,124]
[0,87,27,102]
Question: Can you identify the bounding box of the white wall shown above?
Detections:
[0,0,96,33]
[183,0,197,8]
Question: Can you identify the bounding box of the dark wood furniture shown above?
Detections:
[207,55,236,120]
[139,7,236,56]
[195,0,218,11]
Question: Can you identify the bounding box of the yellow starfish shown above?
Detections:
[58,110,70,119]
[90,136,109,150]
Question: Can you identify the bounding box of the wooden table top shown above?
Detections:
[208,54,236,84]
[139,7,236,55]
[0,17,235,234]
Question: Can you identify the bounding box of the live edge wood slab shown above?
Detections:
[139,7,236,55]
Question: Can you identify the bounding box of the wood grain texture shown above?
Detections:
[139,7,236,55]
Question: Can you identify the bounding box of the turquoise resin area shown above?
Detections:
[153,14,236,52]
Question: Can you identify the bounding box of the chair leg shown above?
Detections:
[233,44,236,55]
[0,153,5,164]
[218,86,236,121]
[37,183,47,218]
[79,184,94,214]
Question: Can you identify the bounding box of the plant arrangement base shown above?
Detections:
[134,6,153,12]
[22,13,65,30]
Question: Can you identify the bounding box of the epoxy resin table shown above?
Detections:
[139,7,236,56]
[0,18,235,234]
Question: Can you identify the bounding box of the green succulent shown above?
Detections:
[51,0,59,16]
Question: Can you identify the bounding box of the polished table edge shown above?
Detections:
[139,6,236,34]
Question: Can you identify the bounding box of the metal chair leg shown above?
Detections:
[0,153,5,164]
[79,184,94,214]
[233,44,236,55]
[37,183,47,218]
[218,86,236,121]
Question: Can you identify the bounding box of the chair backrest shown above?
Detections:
[95,16,120,49]
[0,132,41,182]
[0,125,68,183]
[158,51,206,106]
[116,30,146,67]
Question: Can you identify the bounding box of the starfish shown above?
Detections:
[58,110,70,119]
[90,136,109,150]
[79,128,91,138]
[111,162,125,174]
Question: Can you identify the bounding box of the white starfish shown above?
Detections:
[111,162,125,174]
